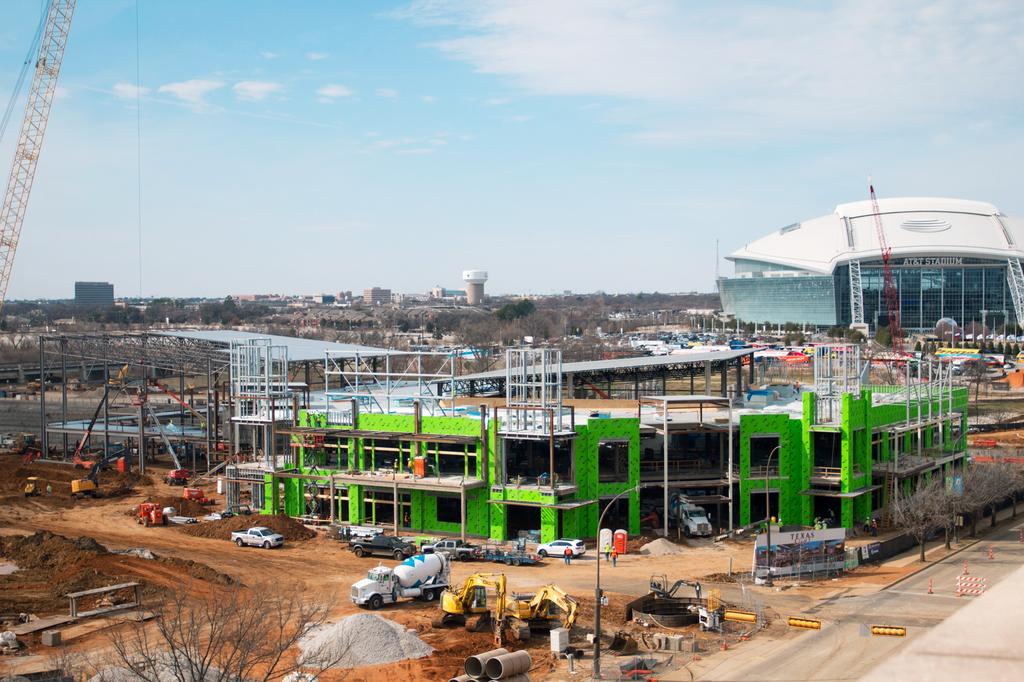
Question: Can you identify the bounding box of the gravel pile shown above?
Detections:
[639,538,686,556]
[300,613,434,669]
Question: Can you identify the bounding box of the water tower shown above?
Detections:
[462,270,488,305]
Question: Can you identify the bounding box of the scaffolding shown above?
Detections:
[812,344,861,426]
[230,339,292,469]
[323,349,457,422]
[224,464,267,511]
[498,348,574,437]
[230,339,290,423]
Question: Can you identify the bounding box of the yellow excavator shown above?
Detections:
[438,572,507,629]
[507,584,579,632]
[438,574,578,644]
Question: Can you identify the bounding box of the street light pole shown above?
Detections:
[593,484,640,680]
[764,445,780,586]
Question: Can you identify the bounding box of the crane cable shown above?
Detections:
[0,1,49,146]
[135,0,144,298]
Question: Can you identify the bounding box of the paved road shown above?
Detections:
[687,521,1024,681]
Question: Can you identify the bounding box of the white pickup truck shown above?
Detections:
[231,527,284,549]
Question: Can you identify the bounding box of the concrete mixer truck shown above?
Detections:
[351,553,451,610]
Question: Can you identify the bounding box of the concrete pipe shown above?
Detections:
[464,648,509,678]
[499,676,530,682]
[447,676,474,682]
[484,650,532,680]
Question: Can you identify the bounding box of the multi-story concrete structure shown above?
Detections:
[74,281,114,306]
[362,287,392,306]
[719,198,1024,331]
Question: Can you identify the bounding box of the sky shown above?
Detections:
[1,0,1023,300]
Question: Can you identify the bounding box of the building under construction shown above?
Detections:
[260,343,968,541]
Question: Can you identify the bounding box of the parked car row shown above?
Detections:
[337,528,586,564]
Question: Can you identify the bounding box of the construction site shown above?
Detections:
[1,2,1024,681]
[0,325,1016,681]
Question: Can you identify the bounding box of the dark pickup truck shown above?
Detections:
[349,534,417,560]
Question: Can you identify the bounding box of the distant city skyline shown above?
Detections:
[1,1,1022,299]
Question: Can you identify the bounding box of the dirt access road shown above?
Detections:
[0,469,757,681]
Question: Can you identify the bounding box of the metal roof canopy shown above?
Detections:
[268,468,487,493]
[40,330,391,377]
[800,485,881,498]
[455,348,754,383]
[639,394,732,406]
[40,332,232,375]
[448,346,753,393]
[278,426,479,446]
[487,498,596,510]
[158,330,387,363]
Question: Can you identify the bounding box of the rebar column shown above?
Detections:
[138,398,146,475]
[60,339,68,459]
[38,336,47,457]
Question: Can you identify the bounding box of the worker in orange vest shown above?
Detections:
[563,546,573,565]
[611,547,618,567]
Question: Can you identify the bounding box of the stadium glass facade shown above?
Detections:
[719,274,838,326]
[720,257,1015,331]
[835,258,1014,332]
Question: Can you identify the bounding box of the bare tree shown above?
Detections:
[102,582,347,682]
[891,476,950,562]
[985,462,1019,527]
[956,464,1016,535]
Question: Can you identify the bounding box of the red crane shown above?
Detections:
[869,181,903,351]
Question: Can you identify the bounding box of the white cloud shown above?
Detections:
[376,88,399,98]
[233,80,283,102]
[53,86,71,100]
[112,81,149,99]
[421,95,438,103]
[306,52,329,61]
[482,97,509,106]
[316,84,355,104]
[157,79,224,106]
[507,114,532,123]
[260,51,280,60]
[397,0,1024,142]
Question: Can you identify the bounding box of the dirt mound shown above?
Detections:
[0,531,108,570]
[156,556,235,586]
[639,538,686,556]
[0,461,151,501]
[181,514,316,541]
[0,531,234,614]
[701,572,740,583]
[123,495,211,518]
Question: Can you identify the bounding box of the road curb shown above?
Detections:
[882,513,1021,591]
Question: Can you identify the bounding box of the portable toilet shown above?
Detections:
[599,528,613,553]
[613,529,628,555]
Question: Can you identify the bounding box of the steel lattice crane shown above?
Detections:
[0,0,76,316]
[869,180,904,351]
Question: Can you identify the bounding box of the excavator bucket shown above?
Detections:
[466,611,493,632]
[432,612,465,628]
[609,631,639,655]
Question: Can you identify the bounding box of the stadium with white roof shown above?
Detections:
[718,197,1024,332]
